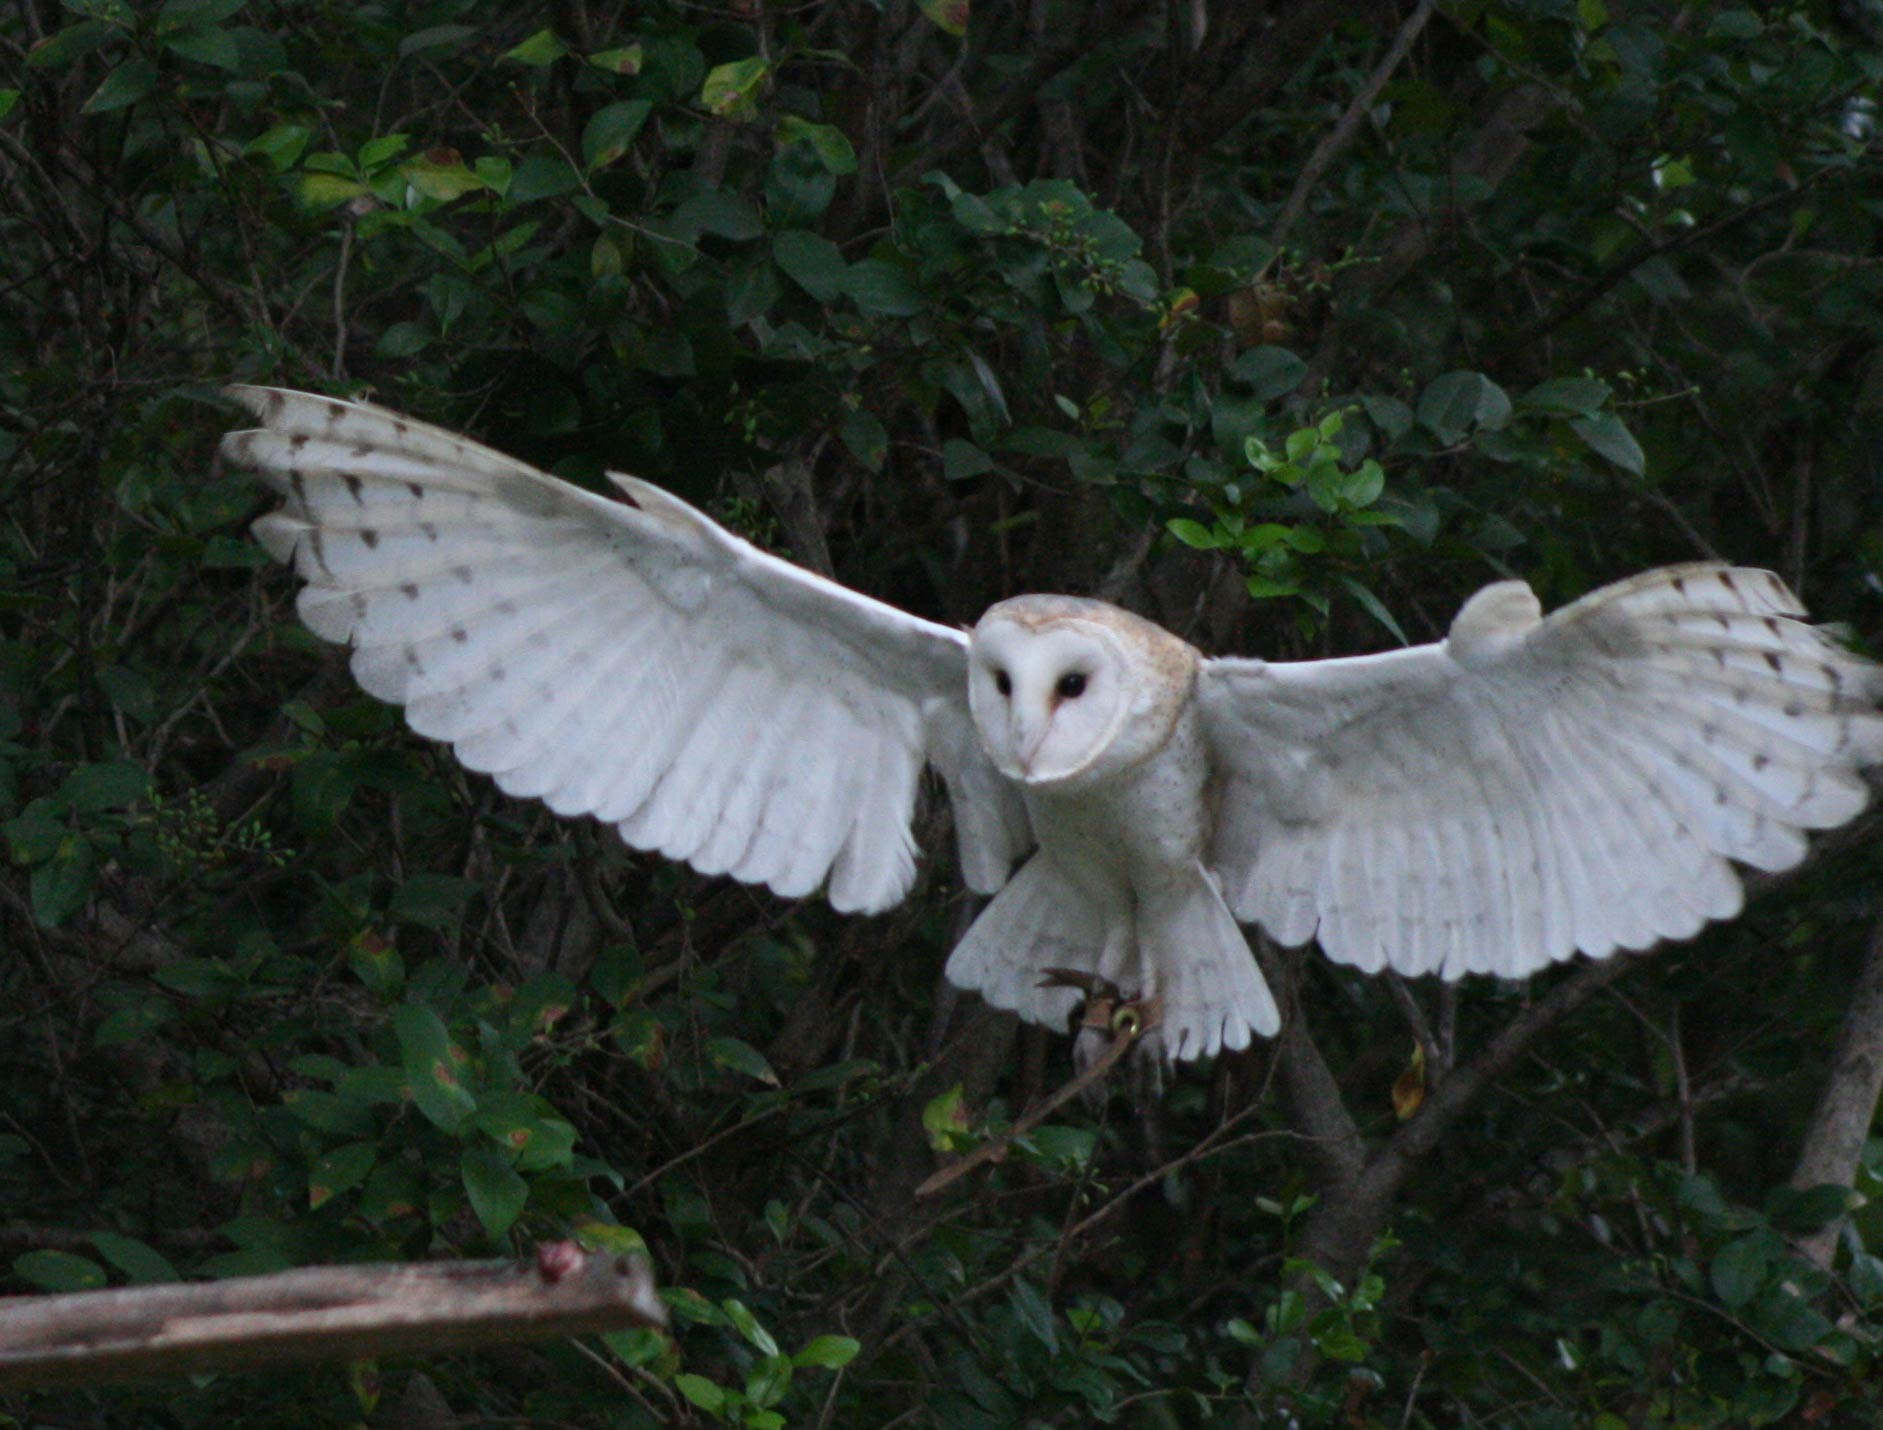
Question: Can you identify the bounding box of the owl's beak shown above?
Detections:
[1012,710,1051,779]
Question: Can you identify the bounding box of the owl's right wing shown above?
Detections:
[1197,565,1883,981]
[224,386,1030,914]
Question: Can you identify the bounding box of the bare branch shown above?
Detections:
[1268,0,1437,256]
[0,1248,665,1390]
[1789,915,1883,1269]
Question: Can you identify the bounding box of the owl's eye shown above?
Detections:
[994,669,1012,697]
[1056,672,1087,700]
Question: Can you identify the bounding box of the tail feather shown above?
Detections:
[1139,869,1279,1061]
[944,855,1106,1034]
[946,857,1278,1062]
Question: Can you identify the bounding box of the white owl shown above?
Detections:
[223,387,1883,1062]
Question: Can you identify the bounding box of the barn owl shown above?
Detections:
[223,387,1883,1062]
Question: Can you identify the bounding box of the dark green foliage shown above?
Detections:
[3,0,1883,1424]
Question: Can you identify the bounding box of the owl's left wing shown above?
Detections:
[1196,565,1883,980]
[223,386,1029,914]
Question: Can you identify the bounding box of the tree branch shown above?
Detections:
[0,1248,665,1390]
[1789,914,1883,1269]
[1268,0,1437,256]
[891,0,1147,186]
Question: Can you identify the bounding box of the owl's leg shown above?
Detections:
[1073,916,1141,1076]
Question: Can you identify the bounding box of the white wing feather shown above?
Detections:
[1199,564,1883,979]
[224,386,1030,913]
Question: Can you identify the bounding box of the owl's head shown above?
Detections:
[968,596,1198,787]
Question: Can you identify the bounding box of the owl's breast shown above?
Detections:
[1023,703,1211,895]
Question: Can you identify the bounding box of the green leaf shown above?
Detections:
[358,133,411,170]
[158,0,245,26]
[393,1004,476,1134]
[401,150,485,202]
[1009,1278,1057,1352]
[308,1142,377,1209]
[32,836,94,926]
[726,255,780,325]
[388,873,478,932]
[1338,576,1410,646]
[1848,1250,1883,1306]
[349,931,403,994]
[284,1088,374,1136]
[1708,8,1762,38]
[1343,459,1385,508]
[163,25,241,69]
[1167,518,1219,550]
[507,155,580,205]
[707,1036,779,1086]
[674,187,763,241]
[582,99,652,171]
[1767,1182,1862,1234]
[767,142,837,226]
[81,57,156,114]
[724,1298,781,1356]
[398,24,476,58]
[376,321,431,359]
[1417,371,1511,444]
[90,1232,178,1285]
[841,410,888,472]
[57,760,149,813]
[503,28,568,65]
[1751,1281,1833,1351]
[13,1250,106,1292]
[301,151,358,176]
[1231,346,1307,401]
[778,116,857,174]
[699,56,769,121]
[1001,426,1077,459]
[94,996,175,1047]
[772,230,848,301]
[0,90,19,123]
[28,21,119,73]
[844,258,923,316]
[920,0,970,36]
[577,1220,648,1259]
[474,1101,576,1173]
[299,172,369,210]
[922,1084,969,1152]
[5,802,65,864]
[461,1145,528,1239]
[153,957,244,1000]
[1569,412,1646,475]
[587,45,643,75]
[746,1353,793,1409]
[1520,376,1611,416]
[1360,399,1413,445]
[1711,1232,1771,1310]
[794,1334,860,1369]
[1314,1325,1368,1362]
[1246,573,1299,598]
[243,123,310,172]
[472,156,511,198]
[942,439,993,482]
[674,1374,725,1413]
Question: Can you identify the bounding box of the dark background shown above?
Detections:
[4,0,1883,1423]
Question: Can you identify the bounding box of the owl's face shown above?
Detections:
[969,597,1197,787]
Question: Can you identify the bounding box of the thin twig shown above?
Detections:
[1268,0,1436,255]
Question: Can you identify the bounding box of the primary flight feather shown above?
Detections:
[224,386,1883,1062]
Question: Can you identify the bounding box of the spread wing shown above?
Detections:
[223,386,1030,913]
[1197,565,1883,979]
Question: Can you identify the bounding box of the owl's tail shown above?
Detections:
[945,856,1279,1061]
